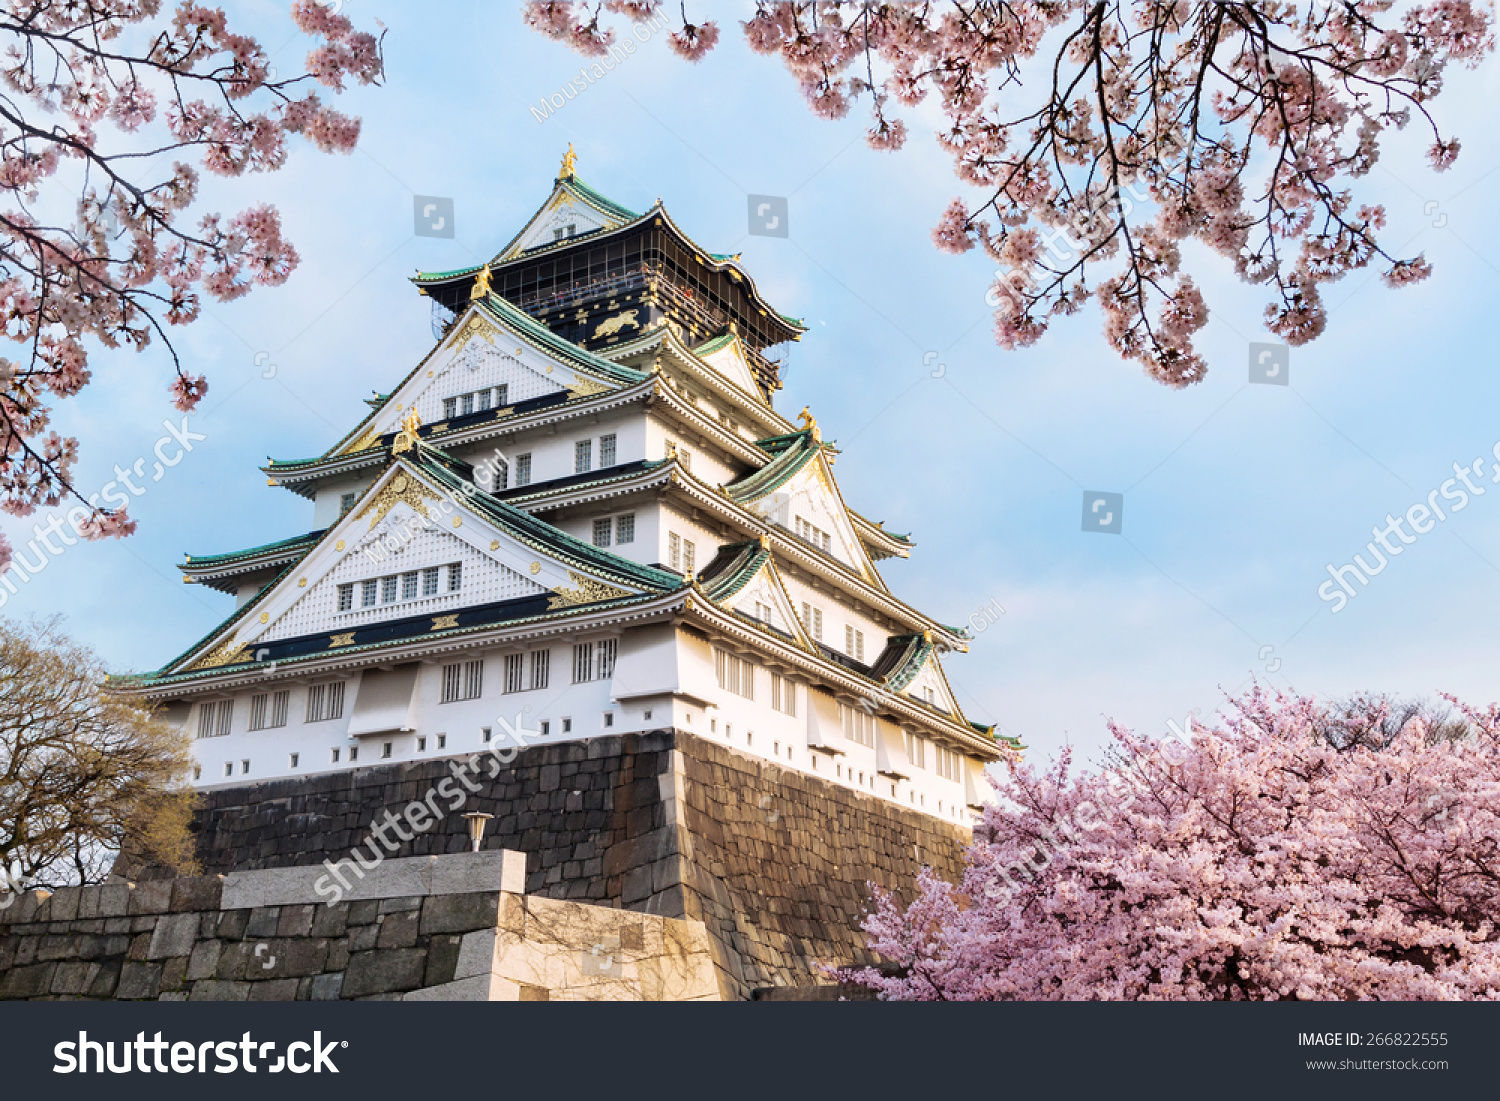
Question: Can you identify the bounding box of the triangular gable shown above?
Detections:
[332,301,620,457]
[901,651,961,717]
[494,177,640,263]
[700,542,813,649]
[693,331,766,404]
[737,445,883,588]
[170,459,661,675]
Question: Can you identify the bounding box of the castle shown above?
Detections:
[115,149,1011,825]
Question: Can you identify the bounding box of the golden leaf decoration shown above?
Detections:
[547,570,633,611]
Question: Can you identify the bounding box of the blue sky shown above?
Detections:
[12,2,1500,768]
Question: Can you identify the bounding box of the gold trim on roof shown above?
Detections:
[190,636,249,671]
[392,409,422,455]
[354,470,439,529]
[547,570,631,611]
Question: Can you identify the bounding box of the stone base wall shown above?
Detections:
[0,852,720,1001]
[120,730,972,1000]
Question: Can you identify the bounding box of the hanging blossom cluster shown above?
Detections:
[522,2,1493,386]
[838,687,1500,1001]
[0,0,384,573]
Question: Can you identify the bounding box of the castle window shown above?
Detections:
[241,760,250,775]
[683,539,696,576]
[599,433,617,467]
[448,562,462,592]
[461,393,475,416]
[530,648,550,690]
[845,626,865,662]
[575,439,592,474]
[503,653,524,694]
[615,513,635,544]
[402,571,418,600]
[417,736,427,752]
[541,720,551,736]
[496,384,509,407]
[771,674,796,717]
[306,681,346,723]
[477,389,492,412]
[337,583,354,612]
[289,753,299,769]
[714,648,754,701]
[223,762,233,778]
[197,699,233,739]
[382,742,393,759]
[422,567,439,596]
[668,532,681,571]
[572,642,593,684]
[801,603,823,642]
[936,746,961,781]
[381,576,398,603]
[905,732,927,769]
[331,748,341,763]
[839,703,875,748]
[340,492,357,516]
[515,453,532,486]
[592,518,612,547]
[443,397,457,419]
[561,718,571,733]
[596,638,617,680]
[248,690,289,731]
[441,659,484,703]
[348,746,358,762]
[362,579,378,607]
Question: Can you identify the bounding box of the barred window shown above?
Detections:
[503,653,524,694]
[422,567,439,596]
[461,393,474,416]
[248,690,290,731]
[477,388,493,412]
[197,699,233,739]
[442,397,457,419]
[905,732,927,769]
[802,603,823,641]
[441,660,483,703]
[599,433,616,467]
[402,572,418,600]
[448,563,462,592]
[575,438,592,474]
[845,626,865,662]
[839,703,875,747]
[668,532,681,571]
[596,638,617,680]
[615,514,635,544]
[337,583,354,612]
[592,518,612,548]
[496,384,509,407]
[572,642,593,684]
[771,674,796,717]
[340,492,357,516]
[362,579,378,607]
[714,648,754,700]
[683,539,695,576]
[530,648,550,690]
[515,453,532,487]
[381,575,398,603]
[306,682,345,723]
[935,746,960,780]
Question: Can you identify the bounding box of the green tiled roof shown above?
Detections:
[185,529,325,568]
[565,176,639,222]
[697,542,768,603]
[725,432,822,505]
[694,332,737,357]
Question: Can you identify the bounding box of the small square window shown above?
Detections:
[540,720,551,736]
[515,454,532,486]
[592,518,612,548]
[240,760,250,775]
[643,709,653,721]
[382,742,393,759]
[616,514,635,544]
[575,439,592,474]
[482,727,492,743]
[289,753,300,769]
[223,762,233,778]
[340,492,357,516]
[349,746,358,762]
[599,434,616,467]
[417,736,427,752]
[437,734,446,749]
[337,583,354,612]
[331,748,340,763]
[603,712,613,728]
[562,717,572,733]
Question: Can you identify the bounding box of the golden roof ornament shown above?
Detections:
[468,262,493,301]
[559,143,578,180]
[797,406,821,443]
[392,408,422,454]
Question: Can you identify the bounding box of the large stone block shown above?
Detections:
[147,912,201,960]
[341,949,427,997]
[419,892,499,936]
[116,962,161,1000]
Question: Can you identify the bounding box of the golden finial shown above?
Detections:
[392,408,422,454]
[797,406,821,443]
[468,263,492,302]
[560,144,578,180]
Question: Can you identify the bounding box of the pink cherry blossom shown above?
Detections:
[525,2,1493,387]
[0,2,384,570]
[839,687,1500,1001]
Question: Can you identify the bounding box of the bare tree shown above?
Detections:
[0,616,195,893]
